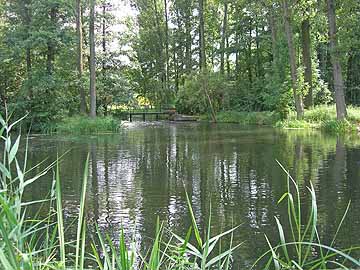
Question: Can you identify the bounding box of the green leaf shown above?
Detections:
[9,135,20,164]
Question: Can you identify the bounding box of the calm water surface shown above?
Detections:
[25,122,360,268]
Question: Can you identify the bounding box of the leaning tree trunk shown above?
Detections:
[283,0,304,119]
[301,18,313,108]
[76,0,86,114]
[89,0,96,118]
[327,0,347,120]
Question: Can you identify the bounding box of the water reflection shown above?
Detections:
[25,122,360,268]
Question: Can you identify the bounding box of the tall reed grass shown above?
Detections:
[1,113,359,270]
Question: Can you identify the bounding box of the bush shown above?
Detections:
[56,116,120,134]
[176,72,235,115]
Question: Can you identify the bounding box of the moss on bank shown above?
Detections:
[206,105,360,133]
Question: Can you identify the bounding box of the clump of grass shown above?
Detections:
[56,116,120,134]
[212,111,279,125]
[275,119,318,129]
[253,161,360,270]
[275,105,360,133]
[321,119,355,133]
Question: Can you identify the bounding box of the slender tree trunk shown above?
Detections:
[220,0,228,75]
[102,3,106,72]
[302,18,313,108]
[255,19,261,78]
[199,0,216,122]
[47,7,56,75]
[327,0,347,119]
[164,0,170,90]
[226,36,230,76]
[199,0,206,71]
[247,18,253,88]
[268,12,277,67]
[21,0,33,98]
[185,3,192,74]
[102,2,107,115]
[89,0,97,118]
[283,0,304,119]
[76,0,86,114]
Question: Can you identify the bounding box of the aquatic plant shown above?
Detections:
[253,161,360,270]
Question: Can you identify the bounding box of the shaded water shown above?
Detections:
[25,122,360,268]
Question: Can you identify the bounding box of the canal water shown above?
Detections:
[24,122,360,268]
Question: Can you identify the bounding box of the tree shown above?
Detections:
[76,0,86,114]
[199,0,216,122]
[327,0,347,119]
[283,0,304,119]
[89,0,97,118]
[301,8,313,107]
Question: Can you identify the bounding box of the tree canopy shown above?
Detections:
[0,0,359,127]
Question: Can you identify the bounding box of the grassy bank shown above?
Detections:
[1,114,359,270]
[209,105,360,133]
[52,116,120,134]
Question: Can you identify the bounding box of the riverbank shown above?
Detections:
[45,116,120,134]
[202,105,360,133]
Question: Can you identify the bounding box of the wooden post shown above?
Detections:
[143,113,145,121]
[129,113,132,122]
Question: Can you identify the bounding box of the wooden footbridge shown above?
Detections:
[127,107,176,122]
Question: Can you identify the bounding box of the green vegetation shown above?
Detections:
[54,116,120,134]
[209,105,360,133]
[254,161,360,269]
[1,0,360,131]
[276,105,360,132]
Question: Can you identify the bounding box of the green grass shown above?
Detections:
[54,116,120,134]
[1,113,359,270]
[277,105,360,133]
[202,110,280,126]
[211,105,360,134]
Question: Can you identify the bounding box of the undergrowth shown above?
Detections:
[212,105,360,133]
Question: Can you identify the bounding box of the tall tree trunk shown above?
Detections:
[283,0,304,119]
[302,18,313,108]
[76,0,86,114]
[102,2,107,115]
[184,2,192,74]
[89,0,97,118]
[47,7,56,75]
[327,0,347,119]
[102,3,106,72]
[268,12,277,67]
[220,0,228,75]
[199,0,206,70]
[247,18,253,88]
[226,36,230,76]
[199,0,216,122]
[164,0,170,91]
[20,0,33,98]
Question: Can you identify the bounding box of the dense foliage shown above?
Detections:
[0,0,359,127]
